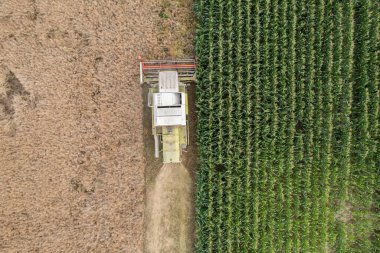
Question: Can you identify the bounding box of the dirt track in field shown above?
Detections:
[0,0,161,252]
[144,163,192,253]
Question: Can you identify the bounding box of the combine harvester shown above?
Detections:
[139,58,195,163]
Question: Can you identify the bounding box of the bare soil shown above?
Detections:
[144,163,193,253]
[0,0,162,252]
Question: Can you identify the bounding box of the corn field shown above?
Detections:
[195,0,379,252]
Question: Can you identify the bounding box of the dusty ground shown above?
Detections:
[144,163,192,253]
[0,0,162,252]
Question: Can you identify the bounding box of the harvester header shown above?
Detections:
[139,58,196,84]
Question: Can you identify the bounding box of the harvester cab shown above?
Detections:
[139,58,195,163]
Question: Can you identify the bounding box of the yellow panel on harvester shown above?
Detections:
[162,126,181,163]
[178,126,187,148]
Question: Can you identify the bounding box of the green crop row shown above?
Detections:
[195,0,379,252]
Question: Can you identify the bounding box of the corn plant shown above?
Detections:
[194,0,379,252]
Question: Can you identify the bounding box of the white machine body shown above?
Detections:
[153,92,186,127]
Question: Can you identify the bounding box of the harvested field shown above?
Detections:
[0,0,164,252]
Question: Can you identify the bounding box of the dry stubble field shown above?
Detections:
[0,0,196,251]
